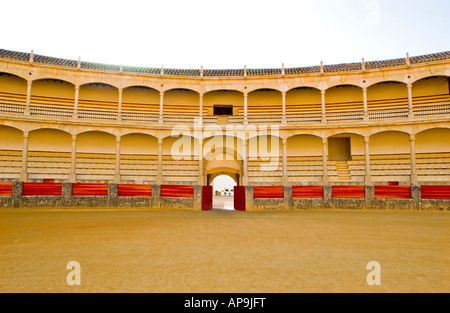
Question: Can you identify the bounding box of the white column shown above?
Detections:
[113,137,121,183]
[198,138,204,185]
[363,87,368,121]
[322,137,329,185]
[243,93,248,126]
[69,135,77,183]
[117,88,123,121]
[157,138,163,184]
[25,81,32,115]
[281,91,287,125]
[410,134,418,185]
[282,138,288,185]
[321,90,326,123]
[159,91,164,124]
[20,131,29,182]
[407,83,414,118]
[364,136,372,185]
[73,86,80,119]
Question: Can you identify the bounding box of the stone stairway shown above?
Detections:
[336,161,352,180]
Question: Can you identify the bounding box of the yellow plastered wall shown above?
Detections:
[79,83,118,102]
[203,136,243,160]
[121,134,158,155]
[123,86,160,104]
[248,136,282,158]
[0,126,23,150]
[367,82,407,100]
[369,132,410,155]
[0,73,27,94]
[164,89,199,106]
[326,85,363,103]
[248,89,282,107]
[286,88,321,105]
[287,135,322,156]
[163,136,198,156]
[31,79,75,99]
[412,76,449,97]
[28,129,71,152]
[77,132,116,154]
[416,128,450,153]
[204,90,244,115]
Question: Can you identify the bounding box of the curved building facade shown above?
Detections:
[0,49,449,189]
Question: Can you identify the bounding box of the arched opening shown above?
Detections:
[0,125,24,182]
[122,86,160,122]
[30,79,75,117]
[204,89,244,124]
[325,84,363,120]
[412,76,450,116]
[248,88,282,123]
[211,174,237,210]
[286,87,322,122]
[78,83,119,120]
[0,72,27,114]
[367,81,408,119]
[163,88,200,122]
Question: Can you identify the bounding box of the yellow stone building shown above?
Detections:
[0,49,449,186]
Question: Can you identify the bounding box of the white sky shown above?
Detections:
[1,0,449,69]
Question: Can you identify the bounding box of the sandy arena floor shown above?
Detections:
[0,207,448,293]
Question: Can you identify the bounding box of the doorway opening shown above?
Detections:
[211,174,237,210]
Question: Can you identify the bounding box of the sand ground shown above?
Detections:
[0,207,449,293]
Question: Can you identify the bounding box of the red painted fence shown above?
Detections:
[332,186,365,198]
[118,184,152,197]
[253,186,284,199]
[202,186,213,211]
[161,185,194,198]
[375,186,411,199]
[72,183,108,196]
[0,183,13,196]
[292,186,323,198]
[421,185,450,199]
[23,182,62,196]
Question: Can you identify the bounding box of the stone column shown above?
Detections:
[157,138,163,184]
[151,184,161,209]
[108,183,118,207]
[113,137,121,184]
[323,185,332,209]
[281,91,287,125]
[363,87,368,121]
[61,182,73,207]
[410,134,418,185]
[243,92,248,126]
[117,88,123,121]
[245,185,254,211]
[242,137,248,185]
[198,93,203,126]
[364,136,372,185]
[69,134,77,183]
[284,185,292,210]
[12,181,23,208]
[282,138,288,186]
[159,91,164,124]
[321,90,326,123]
[20,131,29,182]
[407,83,414,118]
[411,185,421,210]
[198,138,204,185]
[322,137,329,185]
[365,184,375,209]
[25,81,32,115]
[73,85,80,118]
[193,185,202,211]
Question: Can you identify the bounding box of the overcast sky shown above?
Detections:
[1,0,449,69]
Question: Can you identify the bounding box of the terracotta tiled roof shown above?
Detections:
[0,48,449,77]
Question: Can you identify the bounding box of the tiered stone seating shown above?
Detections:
[76,152,115,182]
[248,157,282,186]
[0,150,22,181]
[120,154,158,184]
[417,153,450,184]
[370,154,411,184]
[286,156,323,185]
[30,95,74,118]
[162,155,199,185]
[27,151,71,182]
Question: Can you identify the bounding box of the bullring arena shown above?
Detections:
[0,49,449,293]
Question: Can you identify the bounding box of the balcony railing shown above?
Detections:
[0,102,449,125]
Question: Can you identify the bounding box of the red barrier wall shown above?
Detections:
[253,186,284,199]
[0,183,13,196]
[72,183,108,196]
[292,186,323,198]
[332,186,365,198]
[421,185,450,199]
[118,184,152,197]
[161,185,194,198]
[375,186,411,199]
[23,182,62,196]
